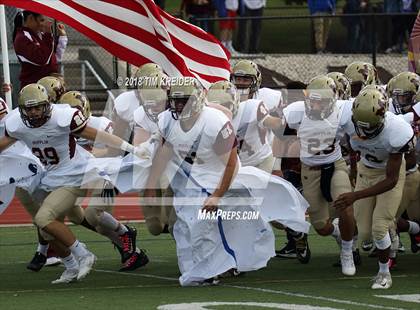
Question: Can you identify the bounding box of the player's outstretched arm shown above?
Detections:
[77,126,150,159]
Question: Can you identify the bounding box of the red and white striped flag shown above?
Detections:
[1,0,231,87]
[409,11,420,73]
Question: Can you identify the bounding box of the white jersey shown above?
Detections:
[158,107,237,191]
[350,112,414,169]
[255,87,283,115]
[5,104,93,190]
[232,99,272,166]
[283,100,353,166]
[78,115,113,150]
[133,106,159,134]
[113,90,140,124]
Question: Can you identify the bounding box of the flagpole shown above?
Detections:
[0,5,12,109]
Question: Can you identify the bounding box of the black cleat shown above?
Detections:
[113,242,125,263]
[119,226,137,263]
[119,249,149,272]
[361,240,373,252]
[295,233,311,264]
[27,252,47,272]
[276,239,297,259]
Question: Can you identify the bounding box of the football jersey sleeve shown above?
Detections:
[213,121,237,156]
[283,101,304,130]
[70,110,88,134]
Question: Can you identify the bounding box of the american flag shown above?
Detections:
[409,11,420,73]
[1,0,231,87]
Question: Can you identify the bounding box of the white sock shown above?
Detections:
[116,223,128,236]
[98,212,120,232]
[37,243,49,256]
[408,221,420,235]
[332,221,340,239]
[379,261,390,273]
[62,254,78,270]
[341,240,353,253]
[69,240,89,258]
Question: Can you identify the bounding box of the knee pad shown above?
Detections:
[145,217,164,236]
[84,207,103,228]
[374,232,391,250]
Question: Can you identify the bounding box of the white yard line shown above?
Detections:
[93,269,408,310]
[222,285,407,310]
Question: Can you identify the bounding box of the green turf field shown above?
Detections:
[1,224,420,310]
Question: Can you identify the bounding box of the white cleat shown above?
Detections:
[77,252,96,281]
[340,251,356,276]
[51,268,78,284]
[371,272,392,289]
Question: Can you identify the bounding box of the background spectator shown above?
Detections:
[180,0,215,34]
[237,0,266,54]
[13,10,67,89]
[342,0,361,53]
[215,0,239,53]
[359,0,373,52]
[308,0,336,54]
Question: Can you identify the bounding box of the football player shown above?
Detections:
[143,78,279,286]
[387,72,420,257]
[207,80,310,264]
[333,88,414,289]
[282,75,358,276]
[0,84,149,283]
[58,91,148,271]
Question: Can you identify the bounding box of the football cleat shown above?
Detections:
[409,233,420,253]
[217,268,242,278]
[340,251,356,276]
[276,238,297,259]
[27,252,47,272]
[333,249,362,267]
[191,277,220,286]
[119,226,137,262]
[368,245,378,258]
[362,240,373,252]
[77,251,96,280]
[119,249,149,272]
[371,272,392,289]
[295,233,311,264]
[51,268,79,284]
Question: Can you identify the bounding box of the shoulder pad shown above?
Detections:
[4,109,22,134]
[283,101,305,125]
[388,113,414,149]
[55,104,79,128]
[258,88,283,111]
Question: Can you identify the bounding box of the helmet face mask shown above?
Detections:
[142,94,168,123]
[305,75,337,120]
[392,90,415,114]
[18,84,52,128]
[231,60,261,101]
[169,78,204,121]
[138,72,169,122]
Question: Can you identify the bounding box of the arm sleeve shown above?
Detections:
[55,36,68,62]
[70,110,88,134]
[213,121,238,156]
